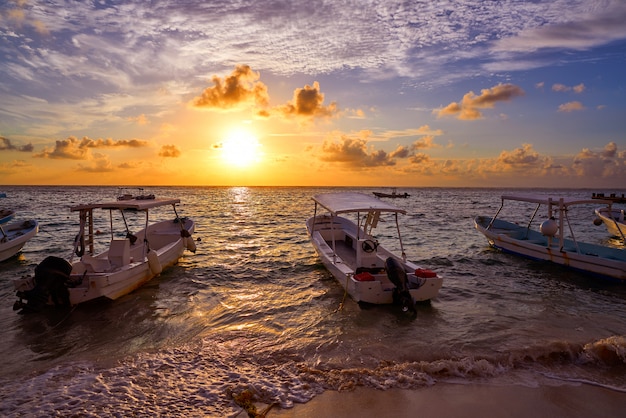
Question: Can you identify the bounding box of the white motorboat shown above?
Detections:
[0,209,38,262]
[594,206,626,241]
[474,194,626,283]
[306,192,443,313]
[13,196,196,313]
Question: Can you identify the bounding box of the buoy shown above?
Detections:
[184,236,197,253]
[147,249,162,274]
[540,217,558,236]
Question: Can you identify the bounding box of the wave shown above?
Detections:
[1,335,624,417]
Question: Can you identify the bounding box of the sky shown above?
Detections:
[1,0,625,188]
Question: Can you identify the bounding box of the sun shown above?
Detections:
[220,129,262,167]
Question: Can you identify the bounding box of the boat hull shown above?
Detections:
[67,218,194,304]
[475,216,626,282]
[13,216,195,313]
[0,220,38,262]
[307,215,442,305]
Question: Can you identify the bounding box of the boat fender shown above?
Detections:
[180,229,197,253]
[185,236,197,253]
[180,225,196,253]
[593,217,603,226]
[540,217,558,236]
[415,268,437,278]
[147,249,162,275]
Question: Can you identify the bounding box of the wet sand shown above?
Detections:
[261,383,626,418]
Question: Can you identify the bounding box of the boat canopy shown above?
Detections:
[70,198,180,212]
[312,192,406,215]
[501,194,613,207]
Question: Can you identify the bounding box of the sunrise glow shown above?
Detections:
[0,1,624,187]
[220,130,262,168]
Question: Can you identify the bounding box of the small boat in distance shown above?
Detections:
[373,188,410,198]
[13,196,196,313]
[117,187,155,201]
[475,194,626,283]
[306,192,442,314]
[1,209,38,262]
[594,206,626,241]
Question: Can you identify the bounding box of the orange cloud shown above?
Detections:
[572,142,626,177]
[497,143,540,166]
[191,65,269,112]
[76,153,114,173]
[274,81,338,121]
[34,136,149,159]
[158,144,181,158]
[436,84,525,120]
[552,83,585,93]
[4,1,49,35]
[411,135,438,150]
[558,101,585,112]
[319,135,395,168]
[128,114,149,125]
[0,160,31,176]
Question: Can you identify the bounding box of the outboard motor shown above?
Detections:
[14,256,73,313]
[385,257,416,315]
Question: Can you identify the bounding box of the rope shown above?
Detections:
[333,273,350,313]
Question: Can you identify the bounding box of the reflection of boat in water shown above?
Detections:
[592,192,626,204]
[1,209,39,262]
[475,194,626,283]
[13,196,196,313]
[372,188,410,198]
[306,192,442,314]
[594,206,626,241]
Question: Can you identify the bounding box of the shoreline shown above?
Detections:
[258,383,626,418]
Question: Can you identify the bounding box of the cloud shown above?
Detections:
[34,136,149,159]
[273,81,338,122]
[552,83,585,93]
[379,125,444,142]
[191,65,269,112]
[0,160,31,176]
[319,134,396,168]
[75,153,114,173]
[436,84,525,120]
[128,114,149,125]
[2,1,50,35]
[558,101,585,112]
[492,6,626,53]
[0,136,33,152]
[497,143,541,166]
[411,135,439,150]
[158,144,181,158]
[572,142,626,177]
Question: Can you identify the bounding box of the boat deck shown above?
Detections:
[324,238,356,266]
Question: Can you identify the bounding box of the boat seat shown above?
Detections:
[108,239,131,268]
[80,254,111,272]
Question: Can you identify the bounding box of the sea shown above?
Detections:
[0,186,625,417]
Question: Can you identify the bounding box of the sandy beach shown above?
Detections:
[259,383,626,418]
